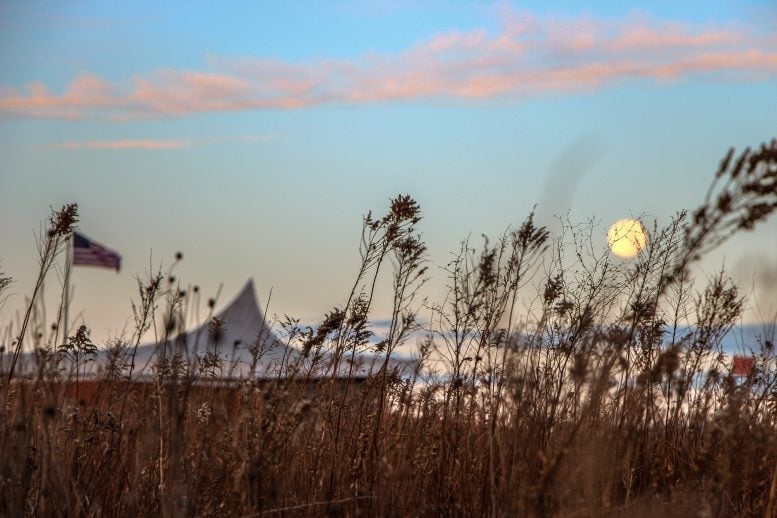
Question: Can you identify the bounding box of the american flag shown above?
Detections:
[72,231,121,271]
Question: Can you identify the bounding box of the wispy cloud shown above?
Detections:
[58,139,187,150]
[2,11,775,120]
[54,134,275,150]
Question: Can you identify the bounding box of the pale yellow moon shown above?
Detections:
[607,219,647,259]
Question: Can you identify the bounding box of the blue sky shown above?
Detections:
[1,1,776,341]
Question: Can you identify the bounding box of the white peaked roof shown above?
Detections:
[177,278,287,355]
[144,278,292,376]
[131,279,417,379]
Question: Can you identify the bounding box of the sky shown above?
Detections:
[1,0,776,344]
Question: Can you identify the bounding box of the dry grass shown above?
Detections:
[1,141,776,517]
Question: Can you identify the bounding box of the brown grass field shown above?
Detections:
[1,141,777,516]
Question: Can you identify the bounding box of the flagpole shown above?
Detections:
[63,233,73,344]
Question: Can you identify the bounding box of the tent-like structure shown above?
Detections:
[125,279,291,378]
[124,279,416,380]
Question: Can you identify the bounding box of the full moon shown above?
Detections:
[607,219,647,259]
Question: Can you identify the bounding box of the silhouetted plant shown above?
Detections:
[6,203,78,385]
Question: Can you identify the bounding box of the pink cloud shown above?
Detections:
[0,74,119,119]
[58,139,187,149]
[132,71,252,115]
[55,133,275,150]
[425,29,488,52]
[611,23,740,51]
[1,12,775,120]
